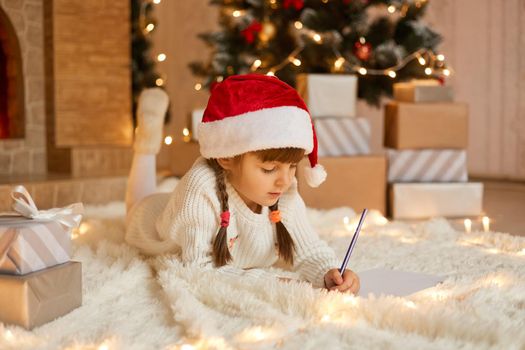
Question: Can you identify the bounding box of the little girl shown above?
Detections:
[125,74,359,294]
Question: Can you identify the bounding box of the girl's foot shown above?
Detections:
[133,88,169,154]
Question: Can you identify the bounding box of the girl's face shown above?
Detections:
[220,153,298,213]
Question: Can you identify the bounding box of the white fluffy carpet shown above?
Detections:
[1,178,524,350]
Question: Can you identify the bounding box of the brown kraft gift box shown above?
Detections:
[0,261,82,329]
[296,156,386,214]
[384,102,468,149]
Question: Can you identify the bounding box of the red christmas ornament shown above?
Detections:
[240,20,262,44]
[354,41,372,61]
[283,0,304,10]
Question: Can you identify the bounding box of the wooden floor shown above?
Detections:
[481,180,525,237]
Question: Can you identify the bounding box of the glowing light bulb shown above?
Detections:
[313,34,322,42]
[98,344,109,350]
[146,23,155,32]
[164,136,173,145]
[266,71,275,77]
[334,57,345,69]
[78,222,90,235]
[321,314,331,322]
[388,70,396,78]
[359,37,366,44]
[182,128,190,143]
[253,59,262,68]
[232,10,241,17]
[443,68,451,76]
[482,216,490,232]
[405,301,416,309]
[157,53,166,62]
[155,78,164,86]
[437,54,445,61]
[358,67,367,75]
[217,76,224,82]
[291,58,301,66]
[251,327,266,341]
[153,0,161,4]
[424,67,432,75]
[294,21,303,29]
[194,83,202,91]
[387,5,396,13]
[418,57,426,65]
[464,218,472,233]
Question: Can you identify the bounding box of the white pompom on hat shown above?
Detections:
[198,74,326,187]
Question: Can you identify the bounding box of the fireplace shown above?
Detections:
[0,1,46,176]
[0,0,132,178]
[0,6,24,140]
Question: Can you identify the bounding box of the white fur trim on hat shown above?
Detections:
[198,106,313,158]
[303,163,327,187]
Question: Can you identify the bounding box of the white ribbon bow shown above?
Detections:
[10,185,84,229]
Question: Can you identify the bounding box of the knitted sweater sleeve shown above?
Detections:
[155,160,278,281]
[280,181,339,288]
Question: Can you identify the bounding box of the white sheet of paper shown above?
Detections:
[357,268,444,297]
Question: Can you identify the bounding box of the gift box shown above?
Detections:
[393,80,453,103]
[297,156,386,214]
[190,108,205,141]
[0,219,72,274]
[296,74,357,118]
[389,182,483,219]
[387,149,468,183]
[0,261,82,329]
[384,102,468,149]
[315,117,371,156]
[0,185,83,275]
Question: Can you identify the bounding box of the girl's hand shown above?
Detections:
[324,268,360,294]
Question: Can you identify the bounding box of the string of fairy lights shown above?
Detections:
[139,0,177,145]
[192,0,452,89]
[140,0,167,88]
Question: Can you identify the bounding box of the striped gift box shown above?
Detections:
[387,149,468,183]
[0,219,72,275]
[315,117,371,156]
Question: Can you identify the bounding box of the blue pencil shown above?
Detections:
[339,208,368,274]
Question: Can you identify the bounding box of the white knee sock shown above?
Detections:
[126,153,156,214]
[126,88,170,214]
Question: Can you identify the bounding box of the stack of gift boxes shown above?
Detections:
[385,80,483,219]
[294,74,387,214]
[0,186,83,330]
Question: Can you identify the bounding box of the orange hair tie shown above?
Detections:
[269,210,281,223]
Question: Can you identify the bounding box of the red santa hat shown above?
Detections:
[198,73,326,187]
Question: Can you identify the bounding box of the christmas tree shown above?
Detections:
[190,0,448,105]
[131,0,167,124]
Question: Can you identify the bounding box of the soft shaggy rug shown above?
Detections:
[1,178,524,350]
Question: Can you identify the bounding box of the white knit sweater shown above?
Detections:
[125,157,338,287]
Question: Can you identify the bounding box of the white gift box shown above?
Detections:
[315,117,371,156]
[390,182,483,219]
[387,149,468,183]
[296,74,357,118]
[191,109,205,141]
